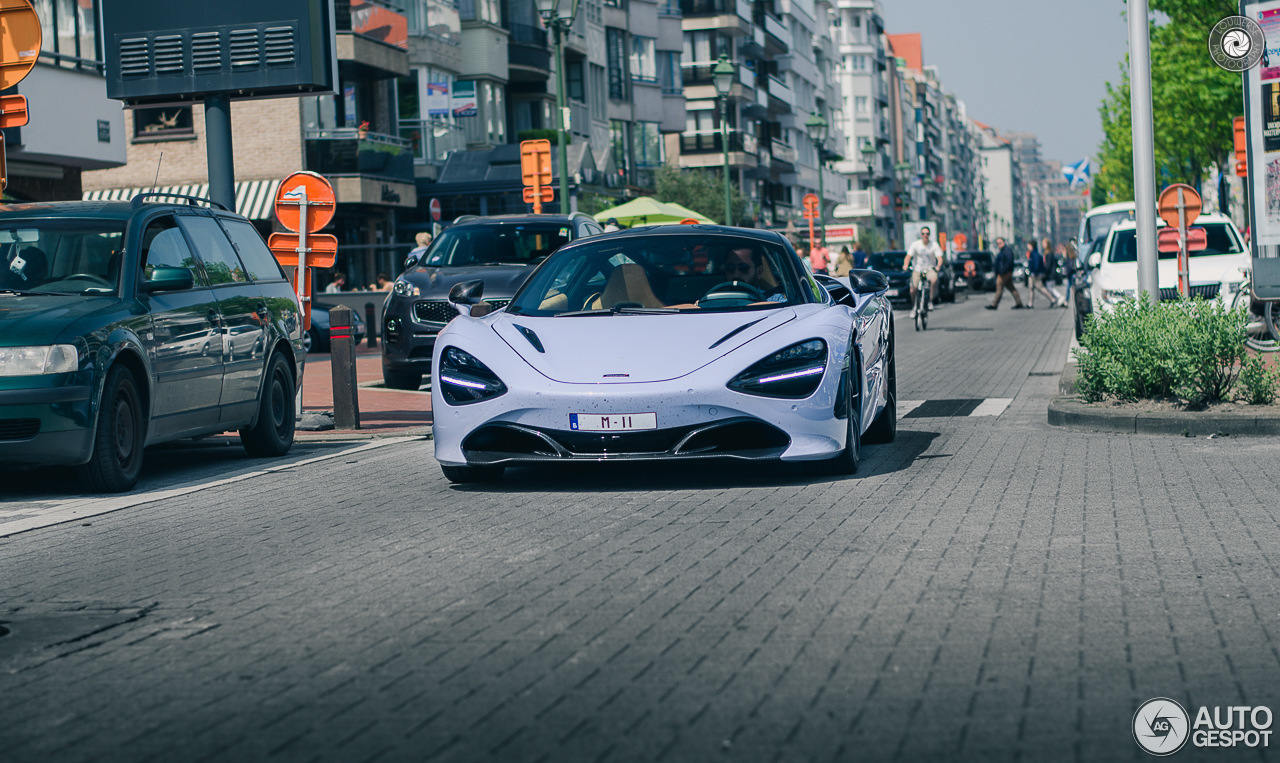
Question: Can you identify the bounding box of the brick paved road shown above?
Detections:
[3,298,1280,762]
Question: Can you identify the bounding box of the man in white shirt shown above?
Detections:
[902,226,942,315]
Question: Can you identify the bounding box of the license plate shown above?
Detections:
[887,288,900,297]
[570,413,657,431]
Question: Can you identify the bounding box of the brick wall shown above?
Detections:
[83,99,305,190]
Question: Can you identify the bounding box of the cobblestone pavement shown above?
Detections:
[3,297,1280,762]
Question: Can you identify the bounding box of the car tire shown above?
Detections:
[240,352,296,458]
[77,365,146,493]
[813,363,861,476]
[1074,299,1087,340]
[384,369,422,390]
[441,464,504,483]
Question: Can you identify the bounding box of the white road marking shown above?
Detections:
[969,398,1013,417]
[898,400,925,417]
[0,437,421,538]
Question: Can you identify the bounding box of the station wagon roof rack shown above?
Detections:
[130,192,229,211]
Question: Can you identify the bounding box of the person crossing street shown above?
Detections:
[986,237,1025,310]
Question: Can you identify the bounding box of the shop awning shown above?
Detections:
[83,179,281,221]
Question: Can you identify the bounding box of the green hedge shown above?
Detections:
[1074,296,1279,407]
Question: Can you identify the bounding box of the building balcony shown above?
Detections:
[506,22,550,76]
[680,129,758,155]
[766,74,793,108]
[680,0,753,35]
[336,0,410,79]
[762,14,791,52]
[306,129,415,184]
[398,119,467,165]
[770,139,797,165]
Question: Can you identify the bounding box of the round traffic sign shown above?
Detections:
[274,171,337,233]
[1157,183,1202,229]
[0,0,41,91]
[429,197,441,222]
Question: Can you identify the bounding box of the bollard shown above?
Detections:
[329,305,361,430]
[364,302,378,348]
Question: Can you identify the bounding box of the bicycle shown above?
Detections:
[912,282,929,331]
[1230,267,1280,351]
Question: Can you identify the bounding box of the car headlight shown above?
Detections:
[727,339,827,399]
[438,346,507,405]
[1102,288,1136,305]
[0,344,79,376]
[392,278,420,297]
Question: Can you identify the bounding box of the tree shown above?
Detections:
[1095,0,1239,204]
[577,193,619,217]
[654,163,750,225]
[858,227,887,254]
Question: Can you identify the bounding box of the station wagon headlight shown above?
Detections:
[0,344,79,376]
[439,346,507,405]
[1102,288,1136,305]
[393,278,420,297]
[728,339,827,399]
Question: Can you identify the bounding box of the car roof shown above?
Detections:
[590,224,789,245]
[449,214,587,227]
[1086,201,1137,216]
[1109,212,1235,232]
[0,200,137,221]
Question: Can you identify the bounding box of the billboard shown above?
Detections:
[426,81,450,116]
[452,81,477,118]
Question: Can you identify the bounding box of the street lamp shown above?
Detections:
[534,0,581,212]
[712,54,735,226]
[805,111,828,245]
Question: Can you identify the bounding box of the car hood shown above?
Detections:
[0,294,122,346]
[490,308,798,383]
[402,265,537,298]
[1097,252,1249,290]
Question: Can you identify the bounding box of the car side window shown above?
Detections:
[219,219,285,282]
[580,222,602,237]
[180,216,248,285]
[142,217,208,288]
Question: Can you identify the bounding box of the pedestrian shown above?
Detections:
[809,241,830,275]
[1040,238,1066,306]
[1024,240,1060,308]
[985,236,1025,310]
[1058,242,1077,308]
[603,218,622,233]
[902,225,942,314]
[852,241,869,269]
[324,271,347,293]
[369,273,392,291]
[407,231,432,262]
[798,244,811,273]
[832,245,854,277]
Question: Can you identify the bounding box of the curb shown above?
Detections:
[1047,396,1280,436]
[295,427,433,442]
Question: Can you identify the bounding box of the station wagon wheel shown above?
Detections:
[77,365,145,492]
[240,353,295,457]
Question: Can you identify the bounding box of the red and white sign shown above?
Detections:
[429,197,442,222]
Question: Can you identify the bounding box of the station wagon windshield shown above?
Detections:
[1107,223,1243,263]
[506,234,813,316]
[0,220,126,295]
[423,223,570,267]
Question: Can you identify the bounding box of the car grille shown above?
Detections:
[0,419,40,441]
[414,299,510,324]
[461,418,791,462]
[1159,284,1220,301]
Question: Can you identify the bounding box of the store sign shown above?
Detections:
[451,81,477,118]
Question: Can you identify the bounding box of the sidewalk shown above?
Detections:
[297,345,432,439]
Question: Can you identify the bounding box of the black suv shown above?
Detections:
[381,213,602,389]
[0,194,303,492]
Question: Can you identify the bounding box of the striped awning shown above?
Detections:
[83,180,282,221]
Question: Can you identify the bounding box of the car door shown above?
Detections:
[137,214,224,436]
[177,214,269,424]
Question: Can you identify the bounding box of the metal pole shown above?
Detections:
[721,95,731,226]
[204,94,236,213]
[553,23,570,212]
[817,156,825,246]
[1128,0,1159,304]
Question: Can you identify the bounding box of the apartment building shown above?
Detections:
[973,120,1026,246]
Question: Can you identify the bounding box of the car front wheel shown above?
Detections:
[78,365,146,493]
[240,352,296,457]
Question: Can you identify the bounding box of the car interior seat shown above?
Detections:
[592,263,665,309]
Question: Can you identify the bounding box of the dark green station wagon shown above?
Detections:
[0,193,304,492]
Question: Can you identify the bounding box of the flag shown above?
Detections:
[1063,158,1091,189]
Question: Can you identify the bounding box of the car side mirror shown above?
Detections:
[404,252,421,269]
[813,273,857,307]
[1087,252,1102,270]
[448,279,486,317]
[142,266,194,293]
[848,268,889,295]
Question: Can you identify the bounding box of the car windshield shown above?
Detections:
[868,252,905,271]
[423,222,570,267]
[1106,223,1244,263]
[0,219,126,295]
[506,233,814,316]
[1083,210,1133,243]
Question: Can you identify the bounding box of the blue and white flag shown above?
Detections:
[1063,158,1091,189]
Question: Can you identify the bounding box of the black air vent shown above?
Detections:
[118,37,150,76]
[229,28,260,68]
[264,26,296,65]
[153,34,184,73]
[191,31,221,71]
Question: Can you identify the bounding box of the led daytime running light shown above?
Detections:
[440,374,488,390]
[756,365,825,385]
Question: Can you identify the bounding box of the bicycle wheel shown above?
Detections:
[920,301,928,330]
[1265,301,1280,349]
[1235,288,1279,351]
[913,291,922,331]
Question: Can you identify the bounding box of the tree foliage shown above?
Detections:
[1095,0,1240,203]
[654,164,750,225]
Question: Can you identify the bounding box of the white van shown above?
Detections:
[1077,201,1136,253]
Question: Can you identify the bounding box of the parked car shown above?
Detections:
[1072,234,1107,338]
[0,194,304,492]
[1081,213,1248,327]
[1077,201,1136,255]
[431,225,897,483]
[305,302,366,353]
[380,213,603,390]
[952,250,996,292]
[866,251,912,307]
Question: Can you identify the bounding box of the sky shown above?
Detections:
[877,0,1133,167]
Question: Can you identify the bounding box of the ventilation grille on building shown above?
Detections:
[191,31,221,71]
[264,27,296,66]
[229,28,260,68]
[114,23,300,79]
[118,37,150,77]
[153,34,184,73]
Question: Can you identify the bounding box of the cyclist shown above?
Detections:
[902,226,943,317]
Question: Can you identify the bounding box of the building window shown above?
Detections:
[630,37,657,82]
[33,0,102,69]
[607,28,629,100]
[604,0,626,8]
[855,96,868,115]
[658,51,682,95]
[611,119,631,177]
[133,105,195,141]
[567,60,586,101]
[590,64,607,122]
[633,121,663,167]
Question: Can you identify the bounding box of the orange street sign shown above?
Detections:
[953,233,968,250]
[0,0,41,91]
[520,140,553,187]
[802,193,819,218]
[274,171,337,233]
[1157,184,1201,229]
[522,185,555,203]
[267,233,338,268]
[0,94,27,129]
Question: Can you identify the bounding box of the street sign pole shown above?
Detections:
[1158,183,1203,299]
[1129,0,1160,305]
[1177,186,1189,298]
